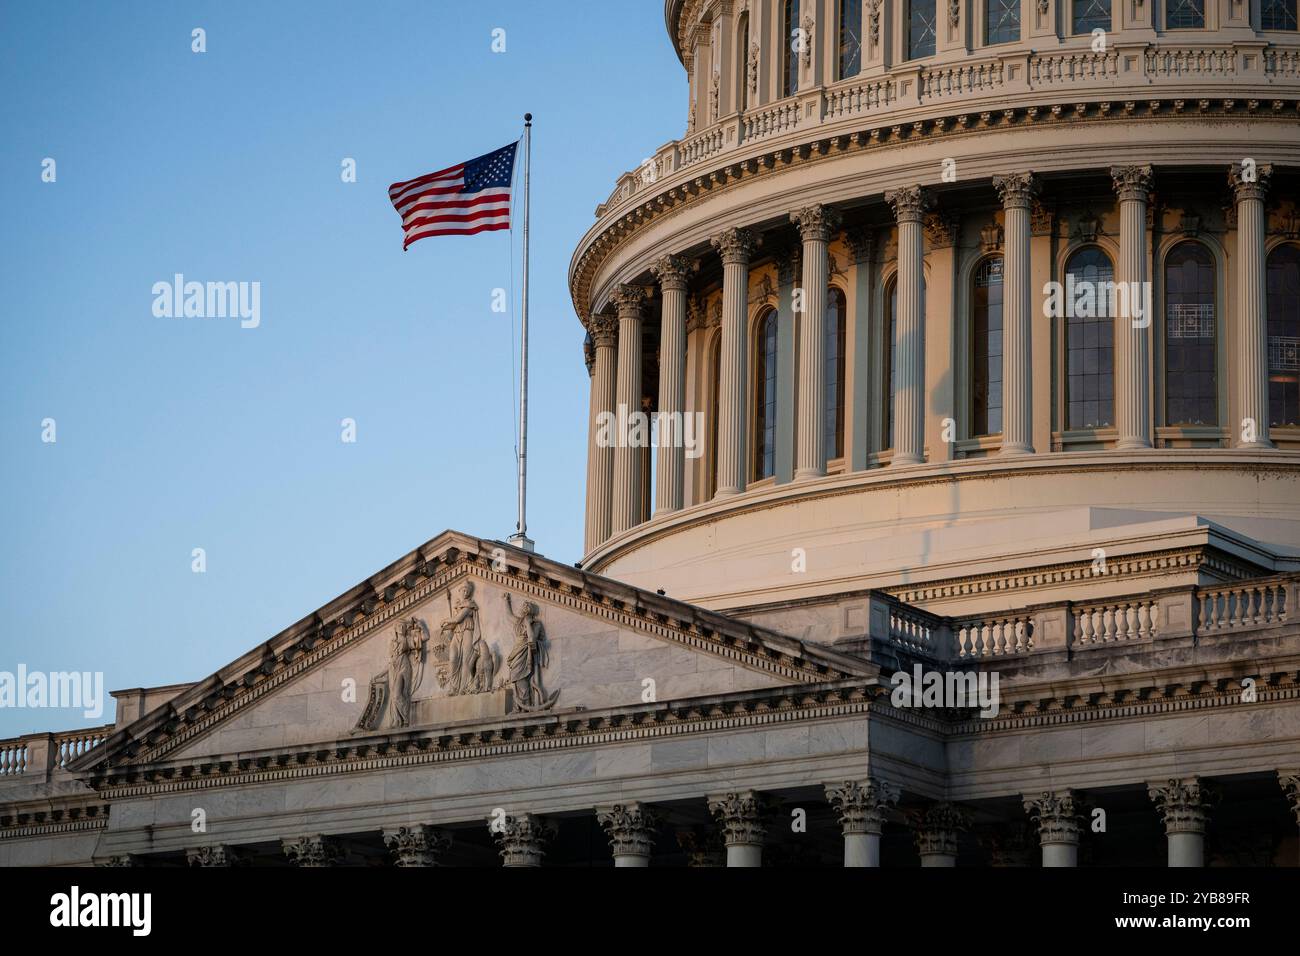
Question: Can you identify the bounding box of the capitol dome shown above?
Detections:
[572,0,1300,621]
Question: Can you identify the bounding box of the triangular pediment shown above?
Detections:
[73,531,869,776]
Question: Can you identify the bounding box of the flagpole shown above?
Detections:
[508,113,535,553]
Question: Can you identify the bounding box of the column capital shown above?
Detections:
[909,802,968,857]
[186,844,246,867]
[675,826,725,866]
[489,812,556,866]
[94,854,140,867]
[845,226,875,264]
[596,802,660,858]
[583,333,595,377]
[707,790,767,847]
[282,834,342,867]
[885,185,932,224]
[1023,789,1084,846]
[924,211,960,249]
[1148,778,1218,835]
[824,779,898,835]
[711,227,761,265]
[382,824,452,866]
[992,172,1041,210]
[588,309,619,347]
[612,284,650,318]
[1229,162,1273,204]
[651,254,697,292]
[1279,770,1300,826]
[1110,164,1154,203]
[791,204,843,243]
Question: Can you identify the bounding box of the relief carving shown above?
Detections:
[504,594,560,712]
[438,581,496,696]
[353,617,429,732]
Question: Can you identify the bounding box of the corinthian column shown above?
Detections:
[281,834,342,867]
[596,802,659,867]
[1023,789,1083,867]
[993,173,1039,455]
[1230,162,1274,448]
[707,790,767,867]
[651,256,693,513]
[489,813,556,868]
[185,844,245,867]
[1280,770,1300,831]
[382,824,452,867]
[710,228,761,496]
[885,186,930,465]
[610,285,647,533]
[1149,778,1216,867]
[910,802,967,866]
[585,312,617,552]
[1110,165,1154,450]
[791,204,843,479]
[825,778,897,867]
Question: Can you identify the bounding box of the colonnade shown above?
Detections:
[148,769,1300,867]
[583,164,1279,552]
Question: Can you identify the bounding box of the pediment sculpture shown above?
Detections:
[353,617,430,732]
[504,594,560,713]
[435,581,498,696]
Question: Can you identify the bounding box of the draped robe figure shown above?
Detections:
[440,582,482,696]
[386,619,428,728]
[503,593,558,712]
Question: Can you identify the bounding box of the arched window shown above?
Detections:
[1166,0,1205,28]
[1065,246,1116,429]
[1072,0,1111,34]
[885,278,897,448]
[1164,242,1218,426]
[783,0,800,98]
[709,335,721,497]
[838,0,862,79]
[972,257,1005,436]
[825,287,848,458]
[738,13,751,112]
[1263,0,1298,30]
[754,310,780,480]
[908,0,937,59]
[1268,243,1300,427]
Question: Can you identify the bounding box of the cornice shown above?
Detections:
[0,801,110,839]
[571,98,1300,325]
[75,657,1300,800]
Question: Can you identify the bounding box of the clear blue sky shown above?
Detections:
[0,0,685,737]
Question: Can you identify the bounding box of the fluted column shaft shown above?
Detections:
[792,205,842,479]
[652,257,692,513]
[584,315,617,552]
[610,286,646,534]
[886,187,929,465]
[1111,166,1153,450]
[994,174,1038,455]
[1232,163,1273,448]
[711,229,760,496]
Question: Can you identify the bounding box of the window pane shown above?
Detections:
[784,0,801,97]
[825,288,847,457]
[986,0,1021,44]
[839,0,862,79]
[972,258,1005,435]
[1065,247,1116,429]
[1167,0,1205,28]
[1072,0,1111,34]
[1263,0,1299,30]
[909,0,937,59]
[1267,244,1300,426]
[1164,242,1217,426]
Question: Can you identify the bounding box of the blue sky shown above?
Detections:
[0,0,685,737]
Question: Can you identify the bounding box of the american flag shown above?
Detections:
[388,142,518,250]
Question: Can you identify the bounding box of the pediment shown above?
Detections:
[74,532,867,774]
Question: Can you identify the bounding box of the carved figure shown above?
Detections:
[503,594,559,712]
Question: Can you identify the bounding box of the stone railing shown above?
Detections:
[593,39,1300,219]
[0,724,114,782]
[851,573,1298,664]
